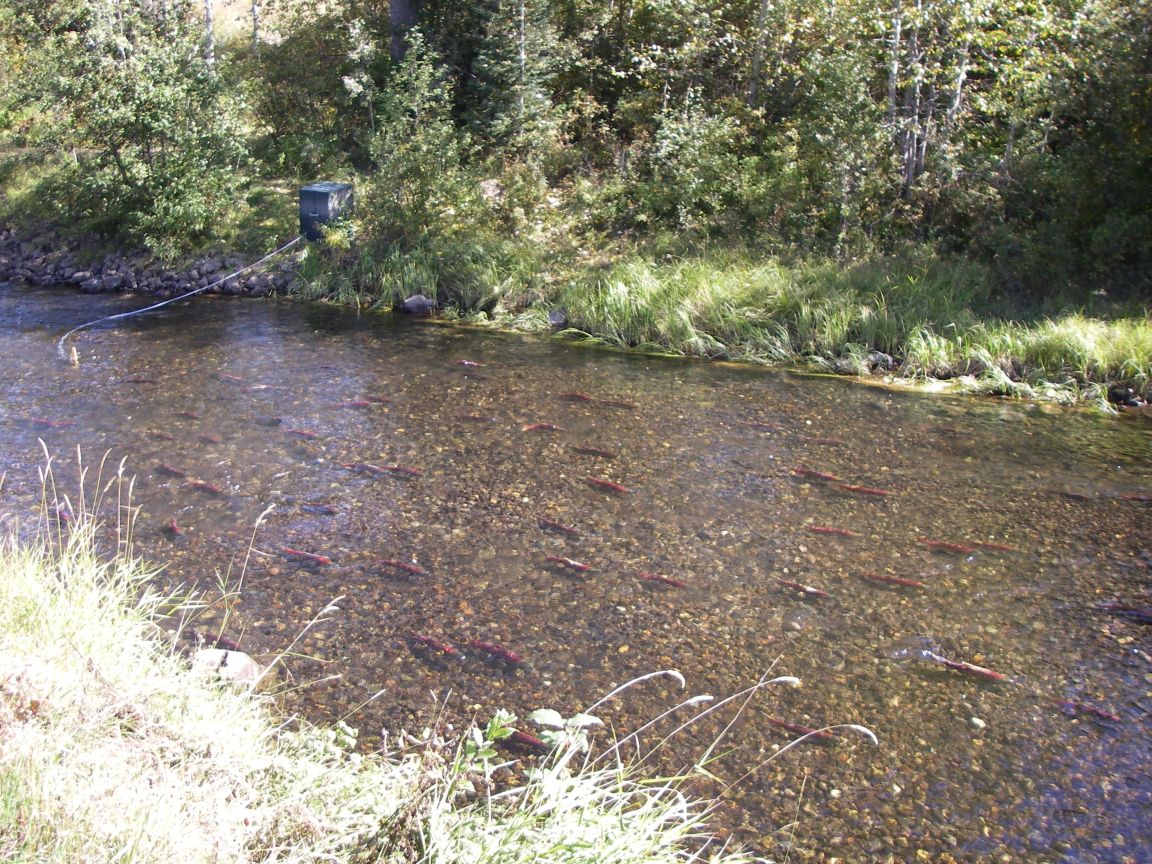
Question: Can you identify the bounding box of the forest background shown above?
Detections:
[1,0,1149,404]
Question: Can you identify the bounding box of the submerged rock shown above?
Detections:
[401,294,435,316]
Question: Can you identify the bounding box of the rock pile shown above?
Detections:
[0,227,300,298]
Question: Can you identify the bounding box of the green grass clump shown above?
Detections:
[542,247,1150,407]
[553,251,993,364]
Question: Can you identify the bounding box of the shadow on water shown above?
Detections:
[2,284,1150,862]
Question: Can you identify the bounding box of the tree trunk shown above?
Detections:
[886,4,902,127]
[747,0,771,104]
[518,0,527,116]
[390,0,419,63]
[917,84,935,180]
[898,1,925,198]
[945,38,970,128]
[203,0,215,64]
[251,1,260,56]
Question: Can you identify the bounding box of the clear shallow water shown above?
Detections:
[2,284,1150,862]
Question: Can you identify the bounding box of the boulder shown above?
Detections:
[246,273,273,296]
[401,293,435,316]
[867,351,895,372]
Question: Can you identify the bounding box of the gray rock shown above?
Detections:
[868,351,895,371]
[247,274,273,296]
[401,293,435,315]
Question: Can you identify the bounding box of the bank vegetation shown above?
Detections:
[0,0,1148,407]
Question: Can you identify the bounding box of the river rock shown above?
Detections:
[246,273,273,296]
[101,273,125,291]
[0,227,302,303]
[192,648,265,687]
[401,293,435,315]
[868,351,895,371]
[1109,385,1146,408]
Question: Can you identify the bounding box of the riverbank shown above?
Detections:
[0,225,297,298]
[0,470,762,864]
[2,222,1149,412]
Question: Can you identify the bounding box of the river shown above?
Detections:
[2,284,1150,862]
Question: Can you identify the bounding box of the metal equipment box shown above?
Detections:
[299,182,354,241]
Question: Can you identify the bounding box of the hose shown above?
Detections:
[57,234,304,363]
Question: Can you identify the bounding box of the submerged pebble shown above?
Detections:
[1,289,1149,863]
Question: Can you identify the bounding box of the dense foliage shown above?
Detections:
[2,0,246,256]
[1,0,1149,298]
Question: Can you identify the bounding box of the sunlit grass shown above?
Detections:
[544,248,1150,407]
[556,252,987,361]
[0,452,424,863]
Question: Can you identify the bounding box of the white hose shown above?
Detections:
[57,234,304,361]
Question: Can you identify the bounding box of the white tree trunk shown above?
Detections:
[886,4,902,127]
[747,0,771,103]
[251,1,260,56]
[518,0,527,116]
[203,0,215,64]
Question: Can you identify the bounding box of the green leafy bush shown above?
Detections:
[5,0,246,256]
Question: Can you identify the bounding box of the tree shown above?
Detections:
[4,0,246,253]
[468,0,562,156]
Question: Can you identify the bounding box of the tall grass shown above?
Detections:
[3,452,864,863]
[293,232,545,315]
[550,249,1150,406]
[0,452,425,863]
[556,252,989,361]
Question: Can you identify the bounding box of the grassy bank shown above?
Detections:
[0,465,771,864]
[4,141,1147,409]
[295,237,1152,411]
